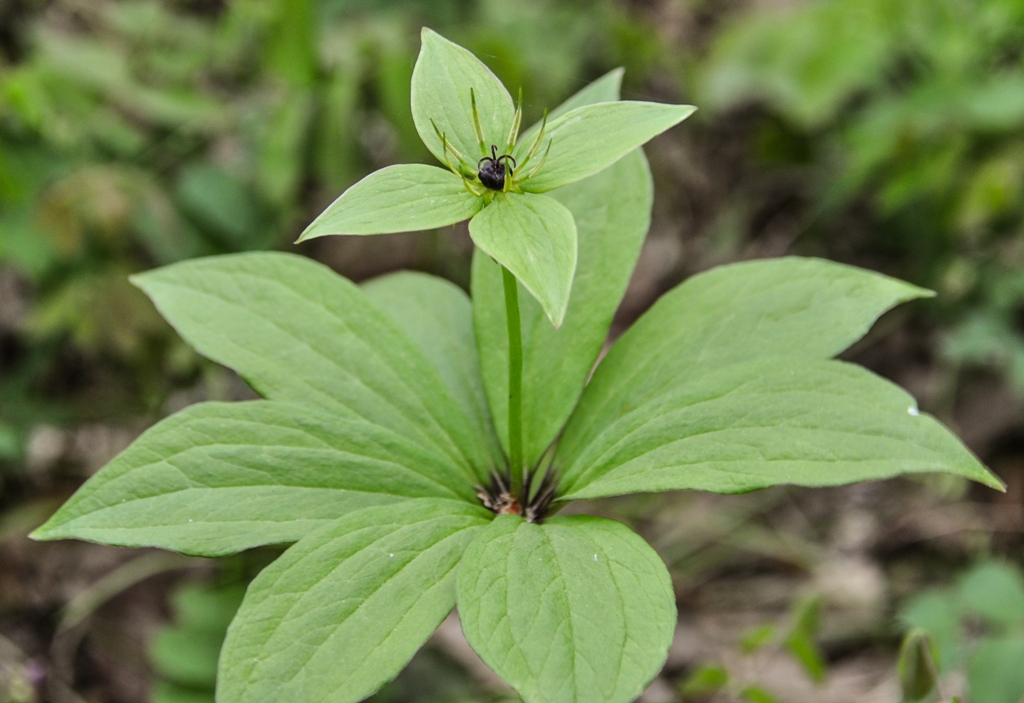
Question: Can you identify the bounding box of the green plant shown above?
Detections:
[150,580,246,703]
[32,28,1001,703]
[899,560,1024,703]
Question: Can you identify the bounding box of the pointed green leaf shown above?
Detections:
[469,192,577,328]
[411,28,516,167]
[968,636,1024,703]
[456,514,676,703]
[517,101,696,193]
[219,500,490,703]
[473,151,651,464]
[517,68,624,148]
[131,252,493,485]
[560,358,1002,500]
[898,629,939,701]
[297,165,481,241]
[558,257,935,476]
[362,271,503,468]
[31,400,476,556]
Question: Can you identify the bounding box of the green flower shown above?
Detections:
[298,28,695,327]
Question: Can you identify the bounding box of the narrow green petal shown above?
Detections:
[411,28,516,167]
[298,164,481,241]
[516,101,696,193]
[469,193,577,328]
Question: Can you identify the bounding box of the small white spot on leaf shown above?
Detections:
[908,406,920,416]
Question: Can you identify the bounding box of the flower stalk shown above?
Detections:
[502,265,524,500]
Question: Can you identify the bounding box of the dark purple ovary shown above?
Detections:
[478,159,506,190]
[477,146,516,191]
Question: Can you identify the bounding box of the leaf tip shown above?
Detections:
[27,520,61,542]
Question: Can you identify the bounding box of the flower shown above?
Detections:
[297,28,695,327]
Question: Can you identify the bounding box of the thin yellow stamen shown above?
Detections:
[517,109,548,172]
[470,88,488,157]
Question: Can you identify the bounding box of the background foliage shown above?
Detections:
[1,0,1023,701]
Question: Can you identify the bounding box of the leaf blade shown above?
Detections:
[469,192,577,328]
[558,257,935,476]
[560,358,1002,500]
[297,164,481,241]
[411,28,515,167]
[218,500,491,703]
[362,271,503,468]
[456,514,676,703]
[31,400,473,556]
[516,101,696,193]
[131,252,493,486]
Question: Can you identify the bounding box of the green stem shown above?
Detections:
[501,266,524,499]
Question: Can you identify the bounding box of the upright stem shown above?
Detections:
[501,266,524,499]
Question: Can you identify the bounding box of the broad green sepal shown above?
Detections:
[469,192,578,328]
[457,514,676,703]
[131,252,493,485]
[297,164,482,240]
[412,28,516,167]
[516,68,624,147]
[218,500,491,703]
[558,257,935,468]
[30,400,471,556]
[473,150,651,465]
[517,101,697,193]
[559,358,1003,499]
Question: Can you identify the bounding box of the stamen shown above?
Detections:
[517,109,548,171]
[432,121,467,169]
[470,88,488,157]
[506,87,523,153]
[523,140,552,180]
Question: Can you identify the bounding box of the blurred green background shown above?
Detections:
[2,0,1024,701]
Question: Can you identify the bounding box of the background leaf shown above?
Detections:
[457,514,676,703]
[967,636,1024,703]
[411,28,515,167]
[557,257,934,477]
[298,164,481,240]
[132,252,494,485]
[959,560,1024,627]
[469,192,577,328]
[516,101,696,193]
[218,500,490,703]
[560,358,1001,500]
[32,400,473,556]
